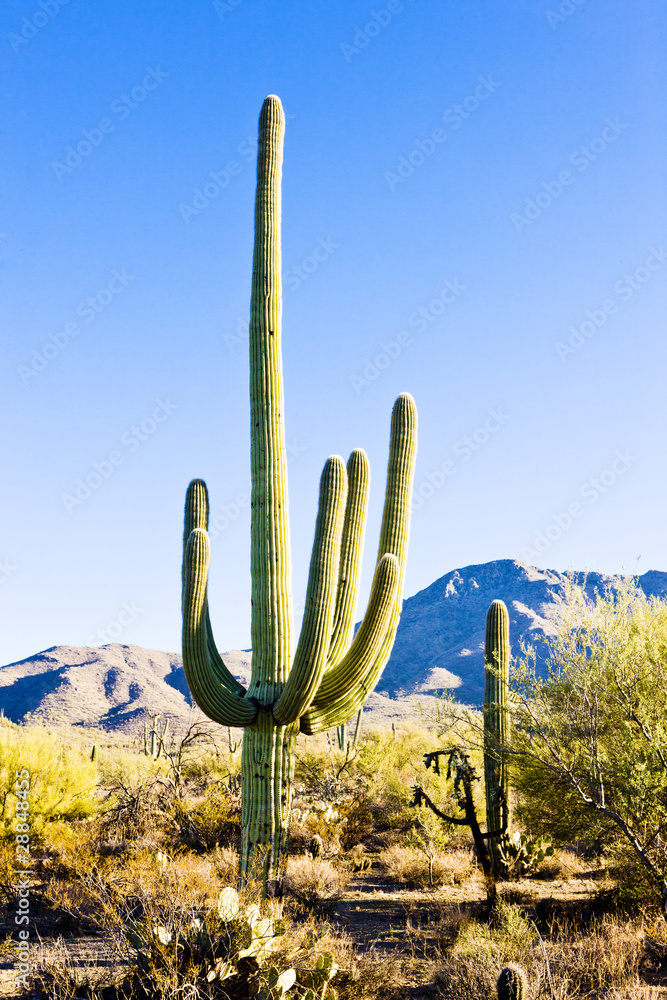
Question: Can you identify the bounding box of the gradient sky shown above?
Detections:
[2,0,666,665]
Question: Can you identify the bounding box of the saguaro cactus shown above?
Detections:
[181,95,417,892]
[484,599,511,875]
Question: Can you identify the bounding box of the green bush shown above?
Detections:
[511,577,667,908]
[0,725,98,836]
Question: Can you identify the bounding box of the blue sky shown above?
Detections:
[2,0,666,664]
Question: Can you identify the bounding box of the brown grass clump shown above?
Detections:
[534,847,590,880]
[433,955,496,1000]
[335,948,411,1000]
[381,845,475,889]
[284,855,350,911]
[29,938,122,1000]
[211,844,239,883]
[546,915,645,995]
[347,843,373,871]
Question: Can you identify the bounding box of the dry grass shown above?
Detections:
[434,955,496,1000]
[545,915,645,996]
[426,903,650,1000]
[284,855,350,911]
[211,844,239,883]
[29,938,123,1000]
[380,845,476,889]
[534,848,592,881]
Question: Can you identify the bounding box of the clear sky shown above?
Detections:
[2,0,666,665]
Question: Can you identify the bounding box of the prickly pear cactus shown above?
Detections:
[499,832,554,878]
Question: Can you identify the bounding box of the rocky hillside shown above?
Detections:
[0,644,248,733]
[1,560,664,729]
[378,559,667,702]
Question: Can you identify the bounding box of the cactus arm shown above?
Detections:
[325,449,370,669]
[299,553,399,733]
[272,456,347,725]
[484,598,511,875]
[183,479,246,696]
[182,529,258,727]
[366,392,418,657]
[300,392,417,733]
[248,94,292,696]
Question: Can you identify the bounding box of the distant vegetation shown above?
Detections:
[3,579,667,999]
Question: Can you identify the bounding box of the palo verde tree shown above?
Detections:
[511,576,667,911]
[180,96,417,893]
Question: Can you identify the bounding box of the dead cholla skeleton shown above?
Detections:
[181,95,417,891]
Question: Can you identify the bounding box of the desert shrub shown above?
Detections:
[97,775,175,843]
[56,856,341,1000]
[453,899,535,970]
[433,955,495,1000]
[291,800,347,855]
[212,845,240,883]
[170,784,240,852]
[294,724,443,849]
[334,948,410,1000]
[511,579,667,910]
[534,847,589,880]
[284,856,349,911]
[0,725,98,836]
[346,843,372,871]
[28,936,121,1000]
[380,845,475,889]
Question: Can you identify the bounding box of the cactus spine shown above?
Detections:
[181,96,417,892]
[484,599,510,875]
[497,963,529,1000]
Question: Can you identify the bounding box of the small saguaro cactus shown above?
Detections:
[181,95,418,893]
[144,713,170,759]
[497,963,529,1000]
[484,599,511,876]
[336,707,362,750]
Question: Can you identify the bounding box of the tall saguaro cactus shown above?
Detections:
[181,95,418,893]
[483,599,511,875]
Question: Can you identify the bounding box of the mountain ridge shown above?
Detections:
[2,559,665,730]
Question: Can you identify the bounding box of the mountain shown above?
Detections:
[379,560,667,702]
[1,560,665,730]
[0,643,249,733]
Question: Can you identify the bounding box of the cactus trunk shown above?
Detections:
[180,95,417,894]
[484,599,510,876]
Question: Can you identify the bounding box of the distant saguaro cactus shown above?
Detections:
[181,95,418,893]
[144,714,170,759]
[484,599,511,875]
